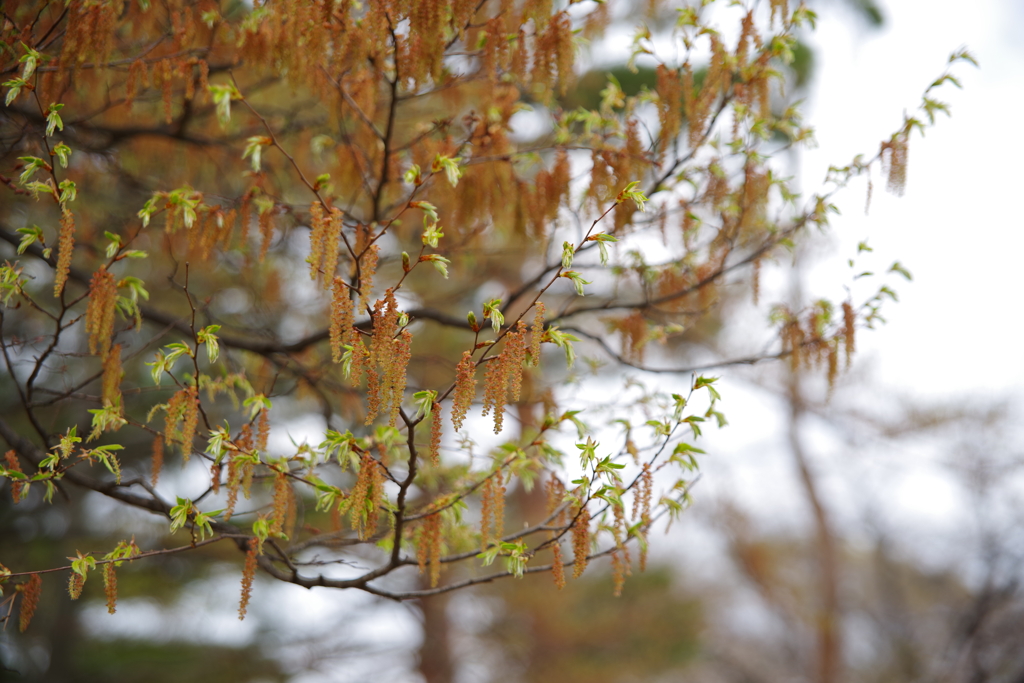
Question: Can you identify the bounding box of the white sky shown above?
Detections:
[802,0,1024,400]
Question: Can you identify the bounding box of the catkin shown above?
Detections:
[451,351,477,431]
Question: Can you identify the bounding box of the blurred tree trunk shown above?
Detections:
[417,591,454,683]
[788,369,841,683]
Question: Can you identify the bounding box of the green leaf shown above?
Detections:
[197,324,222,363]
[205,424,231,464]
[561,410,587,439]
[244,394,272,420]
[70,552,97,578]
[693,375,721,402]
[422,221,444,248]
[242,136,271,171]
[888,261,912,281]
[17,156,47,185]
[413,390,438,419]
[616,180,647,212]
[169,497,192,534]
[57,180,74,204]
[561,270,592,297]
[403,163,422,185]
[208,84,241,128]
[4,77,26,106]
[53,142,72,168]
[429,256,450,278]
[483,299,504,333]
[576,437,598,466]
[432,154,463,187]
[104,231,123,258]
[16,225,43,255]
[45,103,64,137]
[411,201,438,224]
[545,327,580,368]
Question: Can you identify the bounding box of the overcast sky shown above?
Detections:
[803,0,1024,400]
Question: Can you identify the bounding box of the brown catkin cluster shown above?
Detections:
[531,12,574,95]
[883,134,909,196]
[827,340,840,393]
[270,470,290,536]
[739,163,770,235]
[842,301,856,367]
[238,538,258,620]
[357,243,379,312]
[125,58,147,110]
[551,541,566,589]
[329,277,355,363]
[308,202,343,284]
[752,257,762,306]
[224,457,241,521]
[256,407,271,452]
[611,488,633,595]
[223,425,257,521]
[68,571,85,600]
[529,302,546,366]
[159,58,174,124]
[5,450,24,502]
[632,464,653,524]
[103,563,118,614]
[416,515,431,575]
[85,265,117,355]
[782,313,804,371]
[322,207,343,283]
[588,148,612,208]
[53,208,76,298]
[407,0,450,84]
[101,344,124,411]
[656,65,683,156]
[58,0,116,77]
[365,290,408,425]
[611,547,629,597]
[210,463,222,495]
[616,310,648,364]
[529,150,571,233]
[255,200,278,262]
[350,452,383,539]
[736,10,757,72]
[510,27,530,83]
[18,574,42,632]
[639,476,653,569]
[571,503,591,579]
[481,358,507,434]
[688,36,730,150]
[416,513,443,588]
[348,339,369,387]
[546,476,568,588]
[150,436,164,487]
[430,402,443,466]
[165,385,199,461]
[191,207,238,259]
[770,0,790,25]
[479,15,509,82]
[387,330,413,427]
[451,351,477,431]
[482,322,527,433]
[479,474,505,550]
[240,427,256,500]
